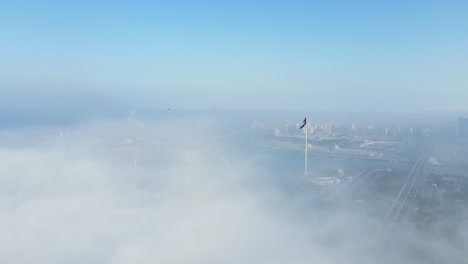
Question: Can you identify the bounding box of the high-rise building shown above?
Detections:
[274,128,282,137]
[457,116,468,138]
[351,121,356,134]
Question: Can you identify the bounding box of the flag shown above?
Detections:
[300,118,307,129]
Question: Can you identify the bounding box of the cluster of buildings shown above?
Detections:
[253,114,468,141]
[269,120,432,140]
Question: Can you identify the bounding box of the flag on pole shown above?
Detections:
[300,118,307,129]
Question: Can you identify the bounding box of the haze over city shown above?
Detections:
[1,1,468,264]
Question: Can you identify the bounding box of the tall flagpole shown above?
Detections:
[305,118,308,176]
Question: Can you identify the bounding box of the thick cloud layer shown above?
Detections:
[0,118,465,263]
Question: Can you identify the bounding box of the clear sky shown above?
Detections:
[1,1,467,112]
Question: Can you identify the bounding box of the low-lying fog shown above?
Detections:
[0,116,466,264]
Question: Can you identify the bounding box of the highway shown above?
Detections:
[376,155,428,254]
[384,156,427,224]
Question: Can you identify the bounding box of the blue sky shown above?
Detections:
[1,1,467,112]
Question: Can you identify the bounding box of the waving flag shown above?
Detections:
[300,118,307,129]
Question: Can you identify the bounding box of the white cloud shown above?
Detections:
[0,118,464,264]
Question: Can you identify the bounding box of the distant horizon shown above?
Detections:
[0,105,464,130]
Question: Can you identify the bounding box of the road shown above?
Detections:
[376,155,428,254]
